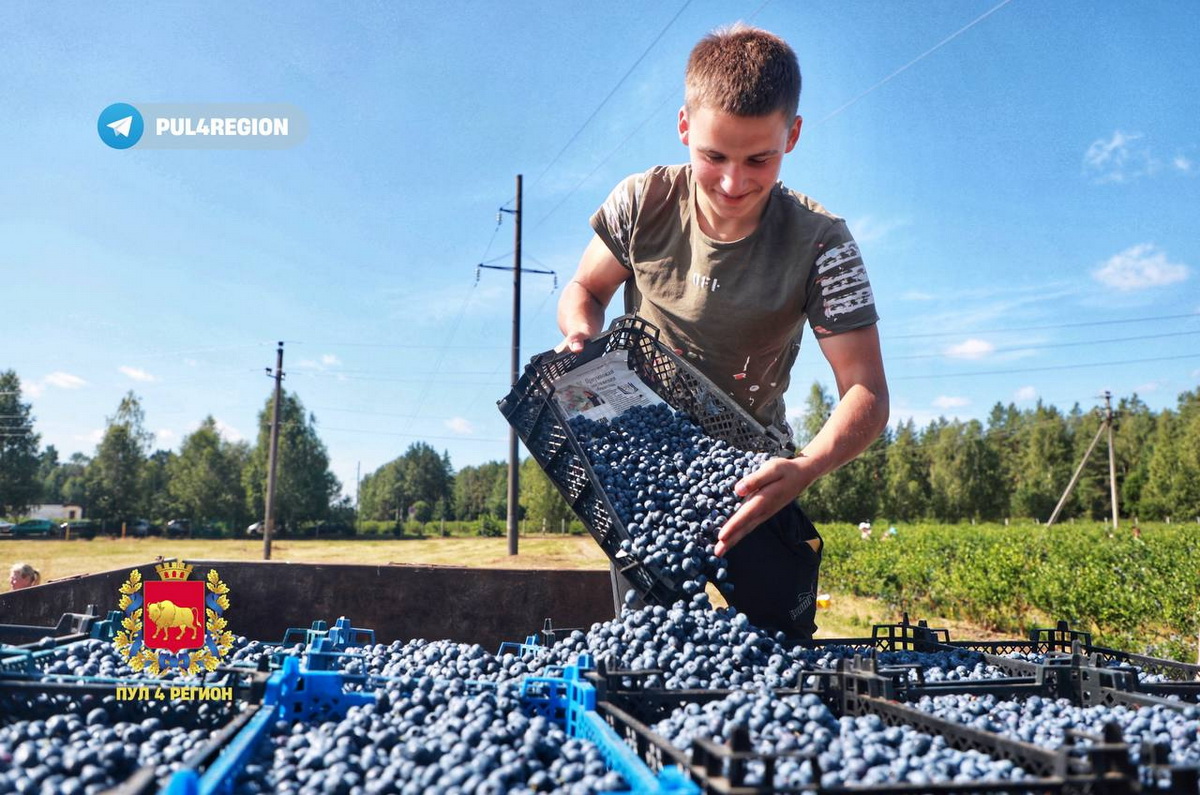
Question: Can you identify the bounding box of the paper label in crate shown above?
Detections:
[552,351,664,421]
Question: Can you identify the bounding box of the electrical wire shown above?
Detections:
[888,329,1200,361]
[529,0,694,192]
[888,311,1200,341]
[889,352,1200,381]
[813,0,1015,127]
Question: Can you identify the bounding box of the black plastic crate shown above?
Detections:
[498,315,792,604]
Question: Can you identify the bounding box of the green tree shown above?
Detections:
[882,419,929,521]
[520,456,573,531]
[45,452,91,508]
[453,461,506,520]
[0,371,42,517]
[926,419,1004,522]
[142,450,178,520]
[1010,402,1074,521]
[1142,390,1200,520]
[169,416,247,524]
[243,392,341,527]
[86,392,151,521]
[1113,394,1157,520]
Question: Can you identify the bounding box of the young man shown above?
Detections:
[557,24,888,638]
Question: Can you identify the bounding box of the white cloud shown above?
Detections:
[1134,381,1162,394]
[184,358,199,367]
[1083,130,1158,183]
[45,371,87,389]
[1176,155,1195,174]
[1014,386,1038,402]
[849,215,909,246]
[156,428,177,442]
[945,339,995,360]
[933,395,970,409]
[77,428,104,445]
[1092,243,1189,291]
[445,417,474,435]
[321,354,342,367]
[26,382,45,398]
[213,418,244,443]
[900,290,935,301]
[119,366,156,382]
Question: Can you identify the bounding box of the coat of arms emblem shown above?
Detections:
[113,561,233,675]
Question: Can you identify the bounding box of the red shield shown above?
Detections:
[144,580,206,652]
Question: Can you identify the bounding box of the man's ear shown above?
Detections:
[678,106,689,146]
[785,115,802,153]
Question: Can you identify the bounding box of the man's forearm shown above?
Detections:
[557,280,608,339]
[793,382,889,487]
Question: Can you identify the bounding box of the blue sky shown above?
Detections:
[3,1,1197,501]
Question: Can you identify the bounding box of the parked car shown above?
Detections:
[165,519,192,539]
[9,519,55,537]
[59,519,98,540]
[0,521,14,534]
[246,521,288,536]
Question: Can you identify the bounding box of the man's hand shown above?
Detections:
[554,331,591,354]
[715,324,889,557]
[715,457,815,556]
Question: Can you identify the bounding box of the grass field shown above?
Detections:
[1,535,994,641]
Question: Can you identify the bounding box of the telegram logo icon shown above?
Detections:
[98,103,144,149]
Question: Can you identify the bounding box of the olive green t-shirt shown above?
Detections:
[590,164,878,434]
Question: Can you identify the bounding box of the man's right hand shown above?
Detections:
[555,332,591,354]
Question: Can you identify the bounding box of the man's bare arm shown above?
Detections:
[556,234,631,352]
[715,324,889,556]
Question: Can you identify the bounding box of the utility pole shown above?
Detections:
[507,174,522,556]
[1046,391,1119,529]
[263,342,284,560]
[478,175,556,556]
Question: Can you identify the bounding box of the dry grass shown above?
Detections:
[1,535,609,586]
[3,535,1002,641]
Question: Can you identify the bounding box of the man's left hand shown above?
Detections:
[714,457,813,556]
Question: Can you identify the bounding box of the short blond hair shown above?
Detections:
[685,23,801,119]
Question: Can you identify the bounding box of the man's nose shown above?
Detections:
[720,164,745,194]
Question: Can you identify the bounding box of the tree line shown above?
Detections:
[0,370,341,529]
[797,383,1200,524]
[2,367,1198,527]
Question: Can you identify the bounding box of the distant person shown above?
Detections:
[859,521,872,540]
[1132,524,1142,541]
[9,562,40,590]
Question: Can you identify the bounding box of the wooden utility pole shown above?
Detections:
[506,174,523,556]
[263,342,284,560]
[478,176,556,556]
[1046,391,1119,529]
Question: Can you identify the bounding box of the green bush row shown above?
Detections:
[819,520,1200,662]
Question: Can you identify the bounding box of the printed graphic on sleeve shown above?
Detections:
[815,240,875,320]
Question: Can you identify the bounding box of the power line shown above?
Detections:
[814,0,1015,127]
[888,329,1200,361]
[889,352,1200,381]
[888,311,1200,341]
[529,0,693,192]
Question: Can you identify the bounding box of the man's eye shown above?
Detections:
[706,154,725,163]
[749,158,769,166]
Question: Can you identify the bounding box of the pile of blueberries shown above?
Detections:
[650,689,1030,789]
[912,693,1200,766]
[233,678,626,794]
[0,691,236,793]
[567,403,771,599]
